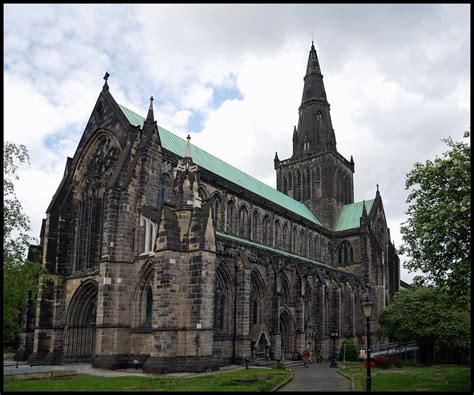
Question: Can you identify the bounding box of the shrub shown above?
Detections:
[339,339,359,361]
[364,360,377,368]
[372,355,401,369]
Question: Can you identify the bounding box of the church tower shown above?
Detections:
[275,41,355,229]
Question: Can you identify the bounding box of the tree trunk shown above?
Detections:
[420,342,437,365]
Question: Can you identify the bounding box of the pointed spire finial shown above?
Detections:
[376,183,380,195]
[362,199,368,218]
[184,134,192,158]
[145,95,155,123]
[103,72,110,90]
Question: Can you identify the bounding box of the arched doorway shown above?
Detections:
[63,280,98,362]
[280,310,296,360]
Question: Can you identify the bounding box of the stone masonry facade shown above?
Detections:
[16,42,400,373]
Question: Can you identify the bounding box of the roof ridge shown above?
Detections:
[118,103,322,227]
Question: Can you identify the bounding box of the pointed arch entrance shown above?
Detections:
[63,280,98,362]
[280,308,296,360]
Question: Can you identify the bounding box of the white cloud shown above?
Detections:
[4,4,469,284]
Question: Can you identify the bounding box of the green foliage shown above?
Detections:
[3,142,46,341]
[4,367,291,392]
[339,339,359,361]
[340,361,471,392]
[377,286,470,363]
[400,131,470,303]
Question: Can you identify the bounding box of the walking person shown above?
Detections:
[303,348,310,368]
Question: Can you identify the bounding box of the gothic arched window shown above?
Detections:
[214,263,234,334]
[131,262,154,328]
[280,274,290,305]
[296,170,302,201]
[161,175,172,205]
[262,215,270,245]
[304,168,312,200]
[316,111,322,122]
[283,223,289,250]
[288,172,293,191]
[292,227,298,253]
[299,230,305,256]
[274,221,281,248]
[74,183,105,271]
[252,211,260,242]
[338,241,353,265]
[140,215,158,254]
[212,194,222,229]
[227,201,235,233]
[314,165,321,197]
[239,205,249,238]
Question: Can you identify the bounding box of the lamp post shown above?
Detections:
[329,329,339,368]
[361,293,374,392]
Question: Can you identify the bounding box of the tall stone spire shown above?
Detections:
[292,41,336,157]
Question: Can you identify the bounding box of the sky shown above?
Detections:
[4,4,470,284]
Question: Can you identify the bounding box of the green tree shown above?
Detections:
[338,339,359,361]
[377,286,470,364]
[3,142,45,343]
[400,131,470,303]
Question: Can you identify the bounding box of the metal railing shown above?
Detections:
[370,341,419,359]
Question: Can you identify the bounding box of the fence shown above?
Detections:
[370,341,419,361]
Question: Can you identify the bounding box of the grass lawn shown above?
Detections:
[4,367,290,392]
[338,361,471,392]
[4,353,15,361]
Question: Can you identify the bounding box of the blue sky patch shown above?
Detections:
[187,111,207,134]
[211,75,243,108]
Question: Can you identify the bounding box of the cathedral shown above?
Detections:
[16,42,400,373]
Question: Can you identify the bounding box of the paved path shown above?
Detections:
[279,362,352,392]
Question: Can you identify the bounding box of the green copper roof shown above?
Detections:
[216,230,351,273]
[118,104,322,226]
[335,199,375,231]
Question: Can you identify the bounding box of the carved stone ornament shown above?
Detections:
[87,135,119,178]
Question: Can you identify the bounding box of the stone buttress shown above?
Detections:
[142,137,219,373]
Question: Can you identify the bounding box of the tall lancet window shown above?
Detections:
[239,206,249,238]
[304,168,312,200]
[314,165,321,197]
[227,201,235,234]
[316,111,322,122]
[262,216,270,245]
[288,172,293,191]
[212,194,221,229]
[161,175,171,205]
[140,215,158,255]
[252,211,260,242]
[296,170,302,201]
[274,221,281,248]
